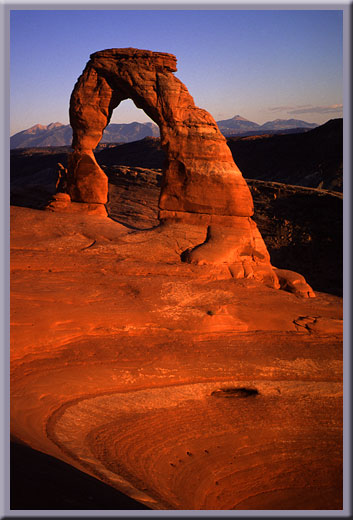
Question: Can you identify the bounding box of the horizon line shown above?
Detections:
[10,115,343,137]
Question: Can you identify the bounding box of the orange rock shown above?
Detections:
[65,48,314,296]
[10,205,343,510]
[275,268,316,298]
[68,48,253,216]
[67,151,108,204]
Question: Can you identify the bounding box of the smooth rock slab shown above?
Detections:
[10,205,343,510]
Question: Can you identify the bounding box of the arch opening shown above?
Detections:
[110,99,160,133]
[97,99,166,230]
[100,99,160,145]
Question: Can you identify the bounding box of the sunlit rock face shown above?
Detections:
[68,48,253,217]
[56,48,314,297]
[10,204,343,510]
[11,156,342,508]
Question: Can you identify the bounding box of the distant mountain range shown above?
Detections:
[10,116,319,149]
[10,122,160,149]
[216,115,318,136]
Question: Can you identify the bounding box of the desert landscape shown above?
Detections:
[10,46,343,512]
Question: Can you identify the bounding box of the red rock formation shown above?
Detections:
[67,48,252,215]
[61,48,314,297]
[10,205,343,510]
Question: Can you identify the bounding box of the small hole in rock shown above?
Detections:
[211,387,259,398]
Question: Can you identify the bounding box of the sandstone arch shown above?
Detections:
[55,47,314,297]
[67,48,253,217]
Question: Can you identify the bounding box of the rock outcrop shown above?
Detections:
[54,47,314,296]
[10,204,343,509]
[67,48,252,215]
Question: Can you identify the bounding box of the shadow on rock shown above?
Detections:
[10,441,150,510]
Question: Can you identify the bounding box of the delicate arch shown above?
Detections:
[67,48,254,218]
[58,48,315,298]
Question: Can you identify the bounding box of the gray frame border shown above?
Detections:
[1,1,351,518]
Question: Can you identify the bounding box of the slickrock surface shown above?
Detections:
[11,201,343,510]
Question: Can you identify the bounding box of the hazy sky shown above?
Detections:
[10,9,343,135]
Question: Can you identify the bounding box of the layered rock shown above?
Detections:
[61,47,314,296]
[10,204,343,509]
[67,48,252,214]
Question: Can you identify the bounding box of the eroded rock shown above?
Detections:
[61,48,314,296]
[275,268,316,298]
[67,48,252,215]
[10,204,343,510]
